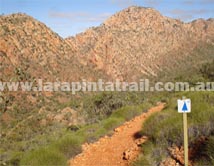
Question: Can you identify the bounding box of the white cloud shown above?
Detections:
[172,0,214,21]
[169,9,214,21]
[49,11,112,22]
[143,0,161,6]
[110,0,136,8]
[183,0,214,4]
[171,9,212,15]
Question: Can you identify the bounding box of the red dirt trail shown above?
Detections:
[69,103,165,166]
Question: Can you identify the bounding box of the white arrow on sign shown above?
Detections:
[177,99,191,113]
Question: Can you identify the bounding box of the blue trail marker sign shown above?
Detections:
[177,99,191,113]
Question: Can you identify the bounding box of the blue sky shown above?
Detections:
[0,0,213,38]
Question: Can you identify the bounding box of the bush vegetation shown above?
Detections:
[133,59,214,166]
[18,102,152,165]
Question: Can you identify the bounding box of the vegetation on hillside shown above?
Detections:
[133,61,214,166]
[19,103,152,165]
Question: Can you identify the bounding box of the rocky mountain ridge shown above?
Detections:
[66,6,214,80]
[0,13,106,82]
[1,7,214,81]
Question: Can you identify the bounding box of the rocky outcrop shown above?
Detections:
[0,13,107,81]
[66,6,214,80]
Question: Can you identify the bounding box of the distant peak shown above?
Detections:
[2,12,29,18]
[123,6,156,11]
[116,5,161,16]
[103,6,163,28]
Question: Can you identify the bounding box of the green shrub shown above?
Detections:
[110,105,142,121]
[52,134,83,158]
[102,117,123,130]
[82,92,146,122]
[20,133,83,166]
[193,136,214,165]
[205,136,214,163]
[200,60,214,81]
[20,148,67,166]
[8,152,23,166]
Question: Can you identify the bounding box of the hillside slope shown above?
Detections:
[66,6,214,80]
[0,13,106,81]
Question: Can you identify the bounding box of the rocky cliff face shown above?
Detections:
[66,6,214,80]
[0,13,106,82]
[0,6,214,82]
